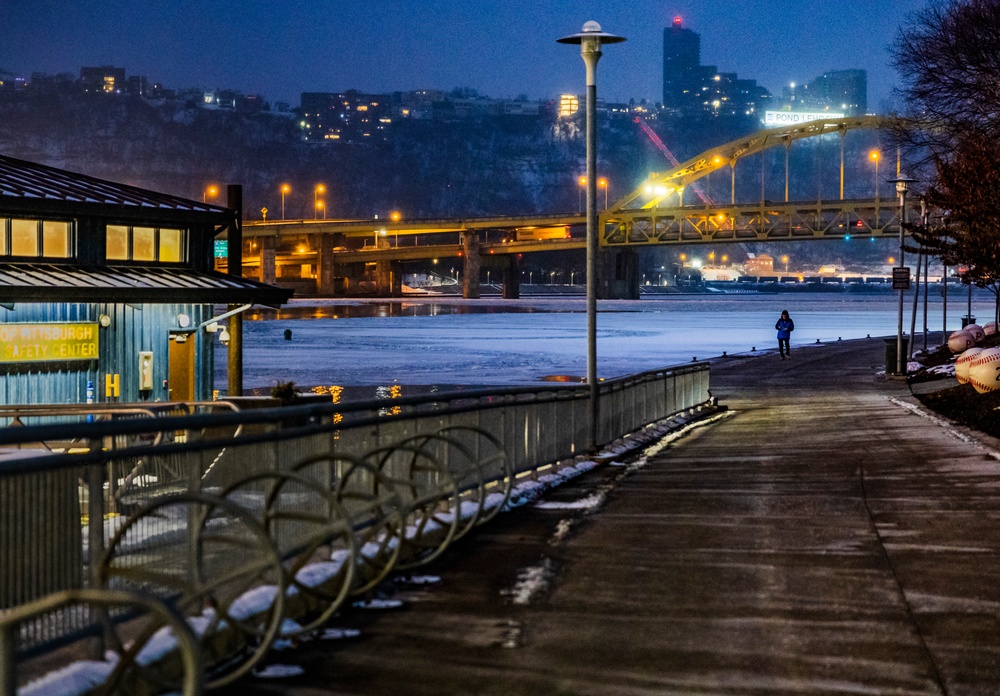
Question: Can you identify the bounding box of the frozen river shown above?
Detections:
[215,292,988,396]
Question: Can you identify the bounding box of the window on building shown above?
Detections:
[10,219,37,256]
[106,225,129,260]
[158,228,182,262]
[132,227,155,261]
[42,221,71,257]
[105,224,187,263]
[0,218,74,258]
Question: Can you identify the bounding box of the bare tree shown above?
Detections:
[892,0,1000,322]
[892,0,1000,158]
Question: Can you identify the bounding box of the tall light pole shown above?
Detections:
[870,151,880,199]
[559,21,625,451]
[314,184,325,220]
[888,175,915,375]
[204,184,219,203]
[598,177,609,209]
[280,184,291,220]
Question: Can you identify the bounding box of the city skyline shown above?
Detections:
[1,0,926,109]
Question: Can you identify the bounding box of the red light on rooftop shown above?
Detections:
[673,16,682,25]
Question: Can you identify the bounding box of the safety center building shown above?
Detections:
[0,155,292,405]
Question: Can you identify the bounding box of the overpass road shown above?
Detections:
[221,338,1000,695]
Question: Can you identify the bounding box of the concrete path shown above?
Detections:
[225,339,1000,696]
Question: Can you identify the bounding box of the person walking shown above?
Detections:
[775,310,794,360]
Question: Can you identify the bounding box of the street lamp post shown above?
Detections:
[314,184,325,220]
[559,20,625,451]
[888,175,915,375]
[598,177,609,210]
[280,184,291,220]
[204,184,219,203]
[870,151,880,208]
[578,176,587,212]
[782,255,789,275]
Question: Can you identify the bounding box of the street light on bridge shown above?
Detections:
[560,20,625,451]
[598,177,609,209]
[578,175,587,212]
[314,184,325,219]
[280,184,291,220]
[869,151,880,199]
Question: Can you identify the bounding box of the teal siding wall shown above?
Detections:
[0,303,215,405]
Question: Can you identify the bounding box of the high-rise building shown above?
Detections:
[662,17,701,111]
[807,70,867,115]
[663,17,771,117]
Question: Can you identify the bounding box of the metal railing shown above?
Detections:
[0,363,710,692]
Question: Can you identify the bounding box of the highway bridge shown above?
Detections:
[223,116,918,299]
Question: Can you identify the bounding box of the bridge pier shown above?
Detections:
[502,254,520,299]
[375,259,403,297]
[598,248,640,300]
[462,231,481,299]
[315,234,335,295]
[259,236,276,285]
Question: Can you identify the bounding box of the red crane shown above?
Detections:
[634,117,713,205]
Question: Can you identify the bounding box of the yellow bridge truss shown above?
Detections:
[600,116,914,246]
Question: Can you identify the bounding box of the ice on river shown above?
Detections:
[220,294,971,390]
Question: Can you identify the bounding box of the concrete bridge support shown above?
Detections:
[314,233,349,296]
[259,236,276,285]
[462,231,481,300]
[375,259,403,297]
[502,254,520,299]
[598,248,640,299]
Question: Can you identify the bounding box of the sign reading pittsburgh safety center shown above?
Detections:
[0,323,99,363]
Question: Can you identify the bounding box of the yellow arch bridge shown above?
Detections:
[229,117,916,297]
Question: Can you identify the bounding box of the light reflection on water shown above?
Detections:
[247,303,556,321]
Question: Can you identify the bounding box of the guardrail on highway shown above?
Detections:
[0,363,710,693]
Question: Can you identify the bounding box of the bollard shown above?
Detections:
[284,329,292,341]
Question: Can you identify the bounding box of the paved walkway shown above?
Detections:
[226,339,1000,696]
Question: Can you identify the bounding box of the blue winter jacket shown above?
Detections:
[775,318,794,339]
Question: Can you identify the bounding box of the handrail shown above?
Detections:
[0,363,706,452]
[0,588,202,696]
[0,363,712,691]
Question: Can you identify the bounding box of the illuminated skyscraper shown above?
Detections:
[663,17,770,117]
[662,17,701,111]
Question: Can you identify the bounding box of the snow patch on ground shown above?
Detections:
[20,660,117,696]
[502,557,558,606]
[253,664,305,679]
[533,491,605,511]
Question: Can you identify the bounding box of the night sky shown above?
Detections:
[1,0,927,108]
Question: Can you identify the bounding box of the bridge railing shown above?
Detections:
[1,363,710,691]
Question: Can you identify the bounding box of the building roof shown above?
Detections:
[0,263,293,306]
[0,154,226,215]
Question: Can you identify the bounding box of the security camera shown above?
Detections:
[219,329,231,346]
